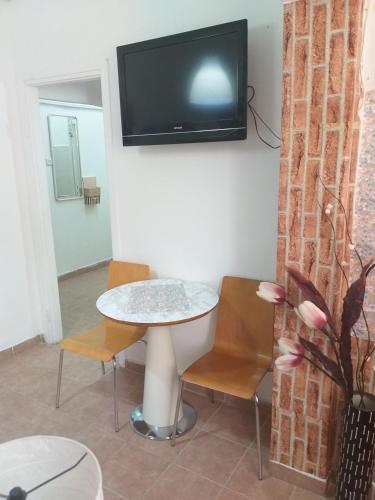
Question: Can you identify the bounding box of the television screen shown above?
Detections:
[117,20,248,146]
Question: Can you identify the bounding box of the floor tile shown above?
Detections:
[244,476,295,500]
[102,443,169,498]
[226,449,294,499]
[204,403,258,446]
[176,430,245,484]
[0,417,40,444]
[59,265,108,337]
[55,386,113,421]
[290,486,326,499]
[33,413,91,440]
[223,394,252,409]
[143,464,221,500]
[0,387,46,421]
[126,425,198,460]
[91,399,135,434]
[217,488,250,500]
[24,367,89,408]
[111,440,171,470]
[88,367,144,403]
[103,488,128,500]
[182,390,221,427]
[70,422,133,464]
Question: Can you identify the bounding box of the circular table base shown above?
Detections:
[130,402,197,441]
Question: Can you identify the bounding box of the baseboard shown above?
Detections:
[0,335,44,360]
[270,461,328,496]
[58,259,111,281]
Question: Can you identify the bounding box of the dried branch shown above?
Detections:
[318,175,364,269]
[317,197,349,288]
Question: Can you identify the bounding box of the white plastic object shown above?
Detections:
[0,436,103,500]
[143,325,183,430]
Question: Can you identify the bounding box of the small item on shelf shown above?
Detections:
[82,176,100,205]
[83,187,101,205]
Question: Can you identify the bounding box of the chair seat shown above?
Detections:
[181,350,271,400]
[61,321,145,362]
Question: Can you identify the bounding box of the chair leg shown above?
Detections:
[56,349,64,409]
[112,356,119,432]
[254,392,262,480]
[101,361,105,376]
[170,378,184,447]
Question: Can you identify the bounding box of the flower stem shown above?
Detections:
[318,175,364,269]
[301,354,340,386]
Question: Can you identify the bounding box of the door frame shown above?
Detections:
[17,62,118,343]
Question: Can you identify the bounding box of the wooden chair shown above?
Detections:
[171,276,274,479]
[56,260,150,431]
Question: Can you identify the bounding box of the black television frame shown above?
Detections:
[117,20,248,146]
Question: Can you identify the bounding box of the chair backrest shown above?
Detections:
[107,260,150,289]
[103,261,149,331]
[213,276,274,364]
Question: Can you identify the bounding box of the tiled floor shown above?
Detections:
[58,265,109,337]
[0,343,325,499]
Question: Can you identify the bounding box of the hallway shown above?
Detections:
[58,264,109,337]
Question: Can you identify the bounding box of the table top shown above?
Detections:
[96,278,219,326]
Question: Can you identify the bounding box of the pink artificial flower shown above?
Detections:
[294,306,304,322]
[278,337,304,356]
[275,337,304,371]
[256,282,286,304]
[275,354,303,371]
[297,300,327,330]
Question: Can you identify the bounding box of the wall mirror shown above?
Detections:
[48,115,83,200]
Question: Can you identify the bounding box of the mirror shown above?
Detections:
[48,115,83,200]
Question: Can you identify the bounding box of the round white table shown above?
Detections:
[96,278,218,440]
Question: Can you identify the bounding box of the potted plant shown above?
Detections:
[257,194,375,500]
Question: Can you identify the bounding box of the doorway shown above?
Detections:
[38,79,112,337]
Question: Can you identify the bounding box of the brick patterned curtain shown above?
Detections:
[271,0,363,479]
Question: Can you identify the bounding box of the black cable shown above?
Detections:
[247,85,281,149]
[26,452,88,495]
[251,106,281,140]
[248,85,281,139]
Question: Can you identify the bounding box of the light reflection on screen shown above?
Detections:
[189,57,234,107]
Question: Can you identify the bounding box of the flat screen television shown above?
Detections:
[117,20,248,146]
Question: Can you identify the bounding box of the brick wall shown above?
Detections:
[271,0,363,479]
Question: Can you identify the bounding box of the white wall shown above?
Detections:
[0,43,34,350]
[40,102,112,276]
[39,80,102,106]
[0,0,282,372]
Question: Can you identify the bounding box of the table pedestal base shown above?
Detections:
[130,402,196,441]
